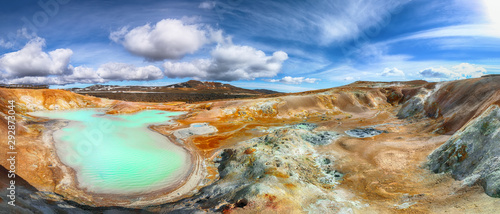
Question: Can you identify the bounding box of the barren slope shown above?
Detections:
[1,77,499,213]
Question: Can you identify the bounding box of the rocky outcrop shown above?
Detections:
[198,87,392,122]
[397,83,440,119]
[428,105,500,197]
[397,76,500,134]
[154,127,357,213]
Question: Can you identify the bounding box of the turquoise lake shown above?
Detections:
[30,109,190,194]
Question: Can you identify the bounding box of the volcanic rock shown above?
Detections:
[428,105,500,197]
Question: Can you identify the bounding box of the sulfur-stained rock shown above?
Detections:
[292,122,318,131]
[155,128,362,213]
[397,76,500,133]
[428,105,500,197]
[397,95,426,119]
[397,85,440,119]
[301,130,339,145]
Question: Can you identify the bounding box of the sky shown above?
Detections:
[0,0,499,92]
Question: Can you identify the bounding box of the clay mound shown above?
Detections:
[197,87,393,122]
[273,88,391,115]
[428,105,500,197]
[426,76,500,134]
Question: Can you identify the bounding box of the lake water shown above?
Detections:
[29,109,190,194]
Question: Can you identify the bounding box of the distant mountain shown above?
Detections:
[253,89,281,94]
[165,80,234,89]
[69,80,268,94]
[164,80,260,94]
[165,81,282,94]
[482,74,500,77]
[67,80,280,103]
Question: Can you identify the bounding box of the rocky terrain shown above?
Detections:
[1,76,500,213]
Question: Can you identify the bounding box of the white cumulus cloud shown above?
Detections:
[451,63,487,78]
[4,63,164,85]
[419,63,486,81]
[419,67,456,79]
[164,44,288,81]
[380,67,405,77]
[267,76,320,84]
[8,76,70,85]
[97,63,164,81]
[0,37,73,78]
[110,19,223,61]
[64,66,104,83]
[0,38,167,85]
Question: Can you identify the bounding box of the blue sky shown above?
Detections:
[0,0,499,92]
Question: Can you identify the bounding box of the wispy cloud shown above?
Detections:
[199,1,216,10]
[266,76,320,84]
[218,0,410,45]
[382,24,500,47]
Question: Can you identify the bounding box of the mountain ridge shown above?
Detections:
[69,80,281,94]
[67,80,281,102]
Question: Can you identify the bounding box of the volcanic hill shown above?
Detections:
[68,80,281,103]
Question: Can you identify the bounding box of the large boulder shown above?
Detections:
[428,105,500,197]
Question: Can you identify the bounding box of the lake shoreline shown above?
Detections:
[30,109,207,207]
